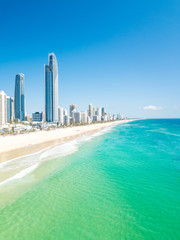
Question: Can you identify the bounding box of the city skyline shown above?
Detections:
[0,0,180,118]
[1,50,122,127]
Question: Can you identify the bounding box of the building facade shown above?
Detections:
[74,111,81,123]
[81,111,88,123]
[6,96,14,122]
[97,107,102,121]
[32,112,43,122]
[89,104,93,120]
[45,53,58,122]
[102,107,106,116]
[58,106,64,125]
[0,91,7,126]
[14,73,25,121]
[64,115,70,126]
[69,104,77,117]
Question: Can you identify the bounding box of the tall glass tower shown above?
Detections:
[14,73,25,121]
[45,53,58,122]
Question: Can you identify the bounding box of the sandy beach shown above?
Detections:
[0,120,135,163]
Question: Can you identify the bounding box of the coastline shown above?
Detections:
[0,120,136,163]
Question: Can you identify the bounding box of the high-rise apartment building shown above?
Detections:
[6,96,14,122]
[11,98,14,122]
[74,111,81,123]
[102,107,106,116]
[58,106,64,125]
[45,53,58,122]
[89,104,93,120]
[64,115,70,126]
[81,111,88,123]
[64,109,68,116]
[14,73,25,121]
[0,91,7,126]
[97,107,102,121]
[69,104,77,117]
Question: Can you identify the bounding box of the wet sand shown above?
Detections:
[0,120,136,163]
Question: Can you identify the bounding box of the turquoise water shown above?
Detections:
[0,119,180,239]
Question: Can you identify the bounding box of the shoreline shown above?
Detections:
[0,120,137,163]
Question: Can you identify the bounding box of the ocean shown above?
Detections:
[0,119,180,240]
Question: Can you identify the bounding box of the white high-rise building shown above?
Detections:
[81,111,88,123]
[0,91,7,127]
[64,109,68,116]
[87,116,91,124]
[58,107,64,125]
[103,115,108,121]
[97,107,102,121]
[89,104,93,120]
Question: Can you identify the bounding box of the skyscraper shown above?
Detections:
[97,107,102,121]
[69,104,77,117]
[89,104,93,120]
[45,53,59,122]
[102,107,106,116]
[11,98,14,122]
[0,91,7,126]
[81,111,88,123]
[74,111,81,123]
[58,106,64,125]
[14,73,25,121]
[6,96,12,122]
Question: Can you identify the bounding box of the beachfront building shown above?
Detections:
[11,98,14,122]
[14,73,25,121]
[93,106,96,116]
[93,115,98,122]
[103,114,108,121]
[45,53,58,122]
[25,114,31,122]
[97,107,102,121]
[58,107,64,125]
[87,116,91,124]
[71,109,76,123]
[64,109,68,116]
[70,104,77,117]
[81,111,88,123]
[6,96,11,122]
[89,104,93,120]
[102,107,106,116]
[0,91,7,127]
[117,113,122,120]
[32,112,43,122]
[6,96,14,122]
[74,111,81,123]
[64,115,70,126]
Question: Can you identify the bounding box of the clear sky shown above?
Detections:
[0,0,179,118]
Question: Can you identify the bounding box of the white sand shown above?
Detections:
[0,120,135,155]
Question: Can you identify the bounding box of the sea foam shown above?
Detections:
[0,127,113,186]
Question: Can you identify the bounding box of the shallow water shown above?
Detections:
[0,119,180,240]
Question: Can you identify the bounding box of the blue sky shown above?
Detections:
[0,0,179,118]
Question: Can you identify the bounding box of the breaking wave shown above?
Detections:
[0,126,114,186]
